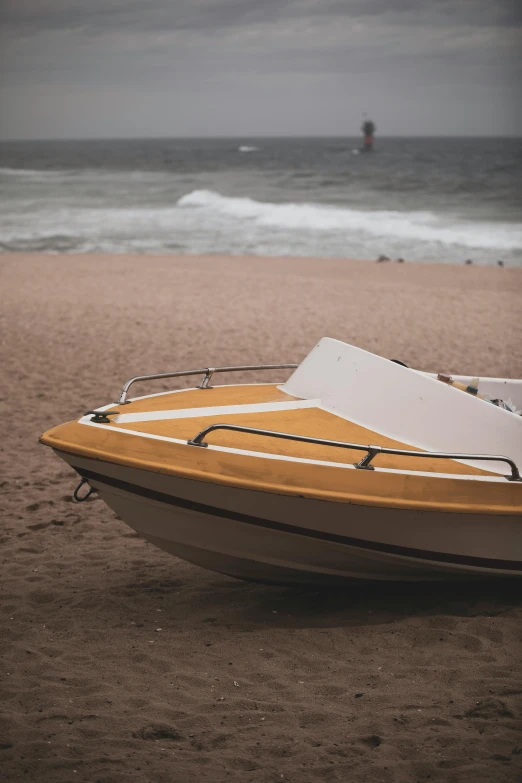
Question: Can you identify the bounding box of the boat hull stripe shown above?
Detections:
[78,468,522,573]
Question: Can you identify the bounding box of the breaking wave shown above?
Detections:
[177,190,522,251]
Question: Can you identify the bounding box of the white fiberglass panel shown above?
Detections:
[282,338,522,474]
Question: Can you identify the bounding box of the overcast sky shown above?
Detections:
[1,0,521,140]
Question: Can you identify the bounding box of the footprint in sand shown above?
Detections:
[464,698,515,719]
[25,501,54,512]
[360,734,382,748]
[133,723,184,741]
[27,522,51,531]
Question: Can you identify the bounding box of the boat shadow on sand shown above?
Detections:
[118,569,522,630]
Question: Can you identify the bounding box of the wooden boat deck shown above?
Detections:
[108,384,494,476]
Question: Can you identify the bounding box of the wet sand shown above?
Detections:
[1,253,522,783]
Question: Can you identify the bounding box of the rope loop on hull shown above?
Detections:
[73,477,97,503]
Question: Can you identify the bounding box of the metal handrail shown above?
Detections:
[118,364,298,404]
[187,423,521,482]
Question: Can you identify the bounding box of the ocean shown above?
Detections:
[1,136,521,265]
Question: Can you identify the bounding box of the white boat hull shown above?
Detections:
[58,451,522,584]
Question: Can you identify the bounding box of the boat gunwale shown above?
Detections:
[78,386,519,485]
[43,427,522,516]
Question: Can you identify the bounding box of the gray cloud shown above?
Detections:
[2,0,521,33]
[0,0,521,138]
[3,0,292,34]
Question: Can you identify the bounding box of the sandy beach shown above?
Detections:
[1,252,522,783]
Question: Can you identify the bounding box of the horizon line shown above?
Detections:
[1,133,522,144]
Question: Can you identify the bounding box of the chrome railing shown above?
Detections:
[118,364,298,404]
[187,423,521,481]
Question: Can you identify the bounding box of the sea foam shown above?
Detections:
[0,167,69,178]
[178,190,522,251]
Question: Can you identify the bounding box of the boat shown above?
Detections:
[39,338,522,584]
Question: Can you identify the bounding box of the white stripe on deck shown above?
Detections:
[113,399,321,424]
